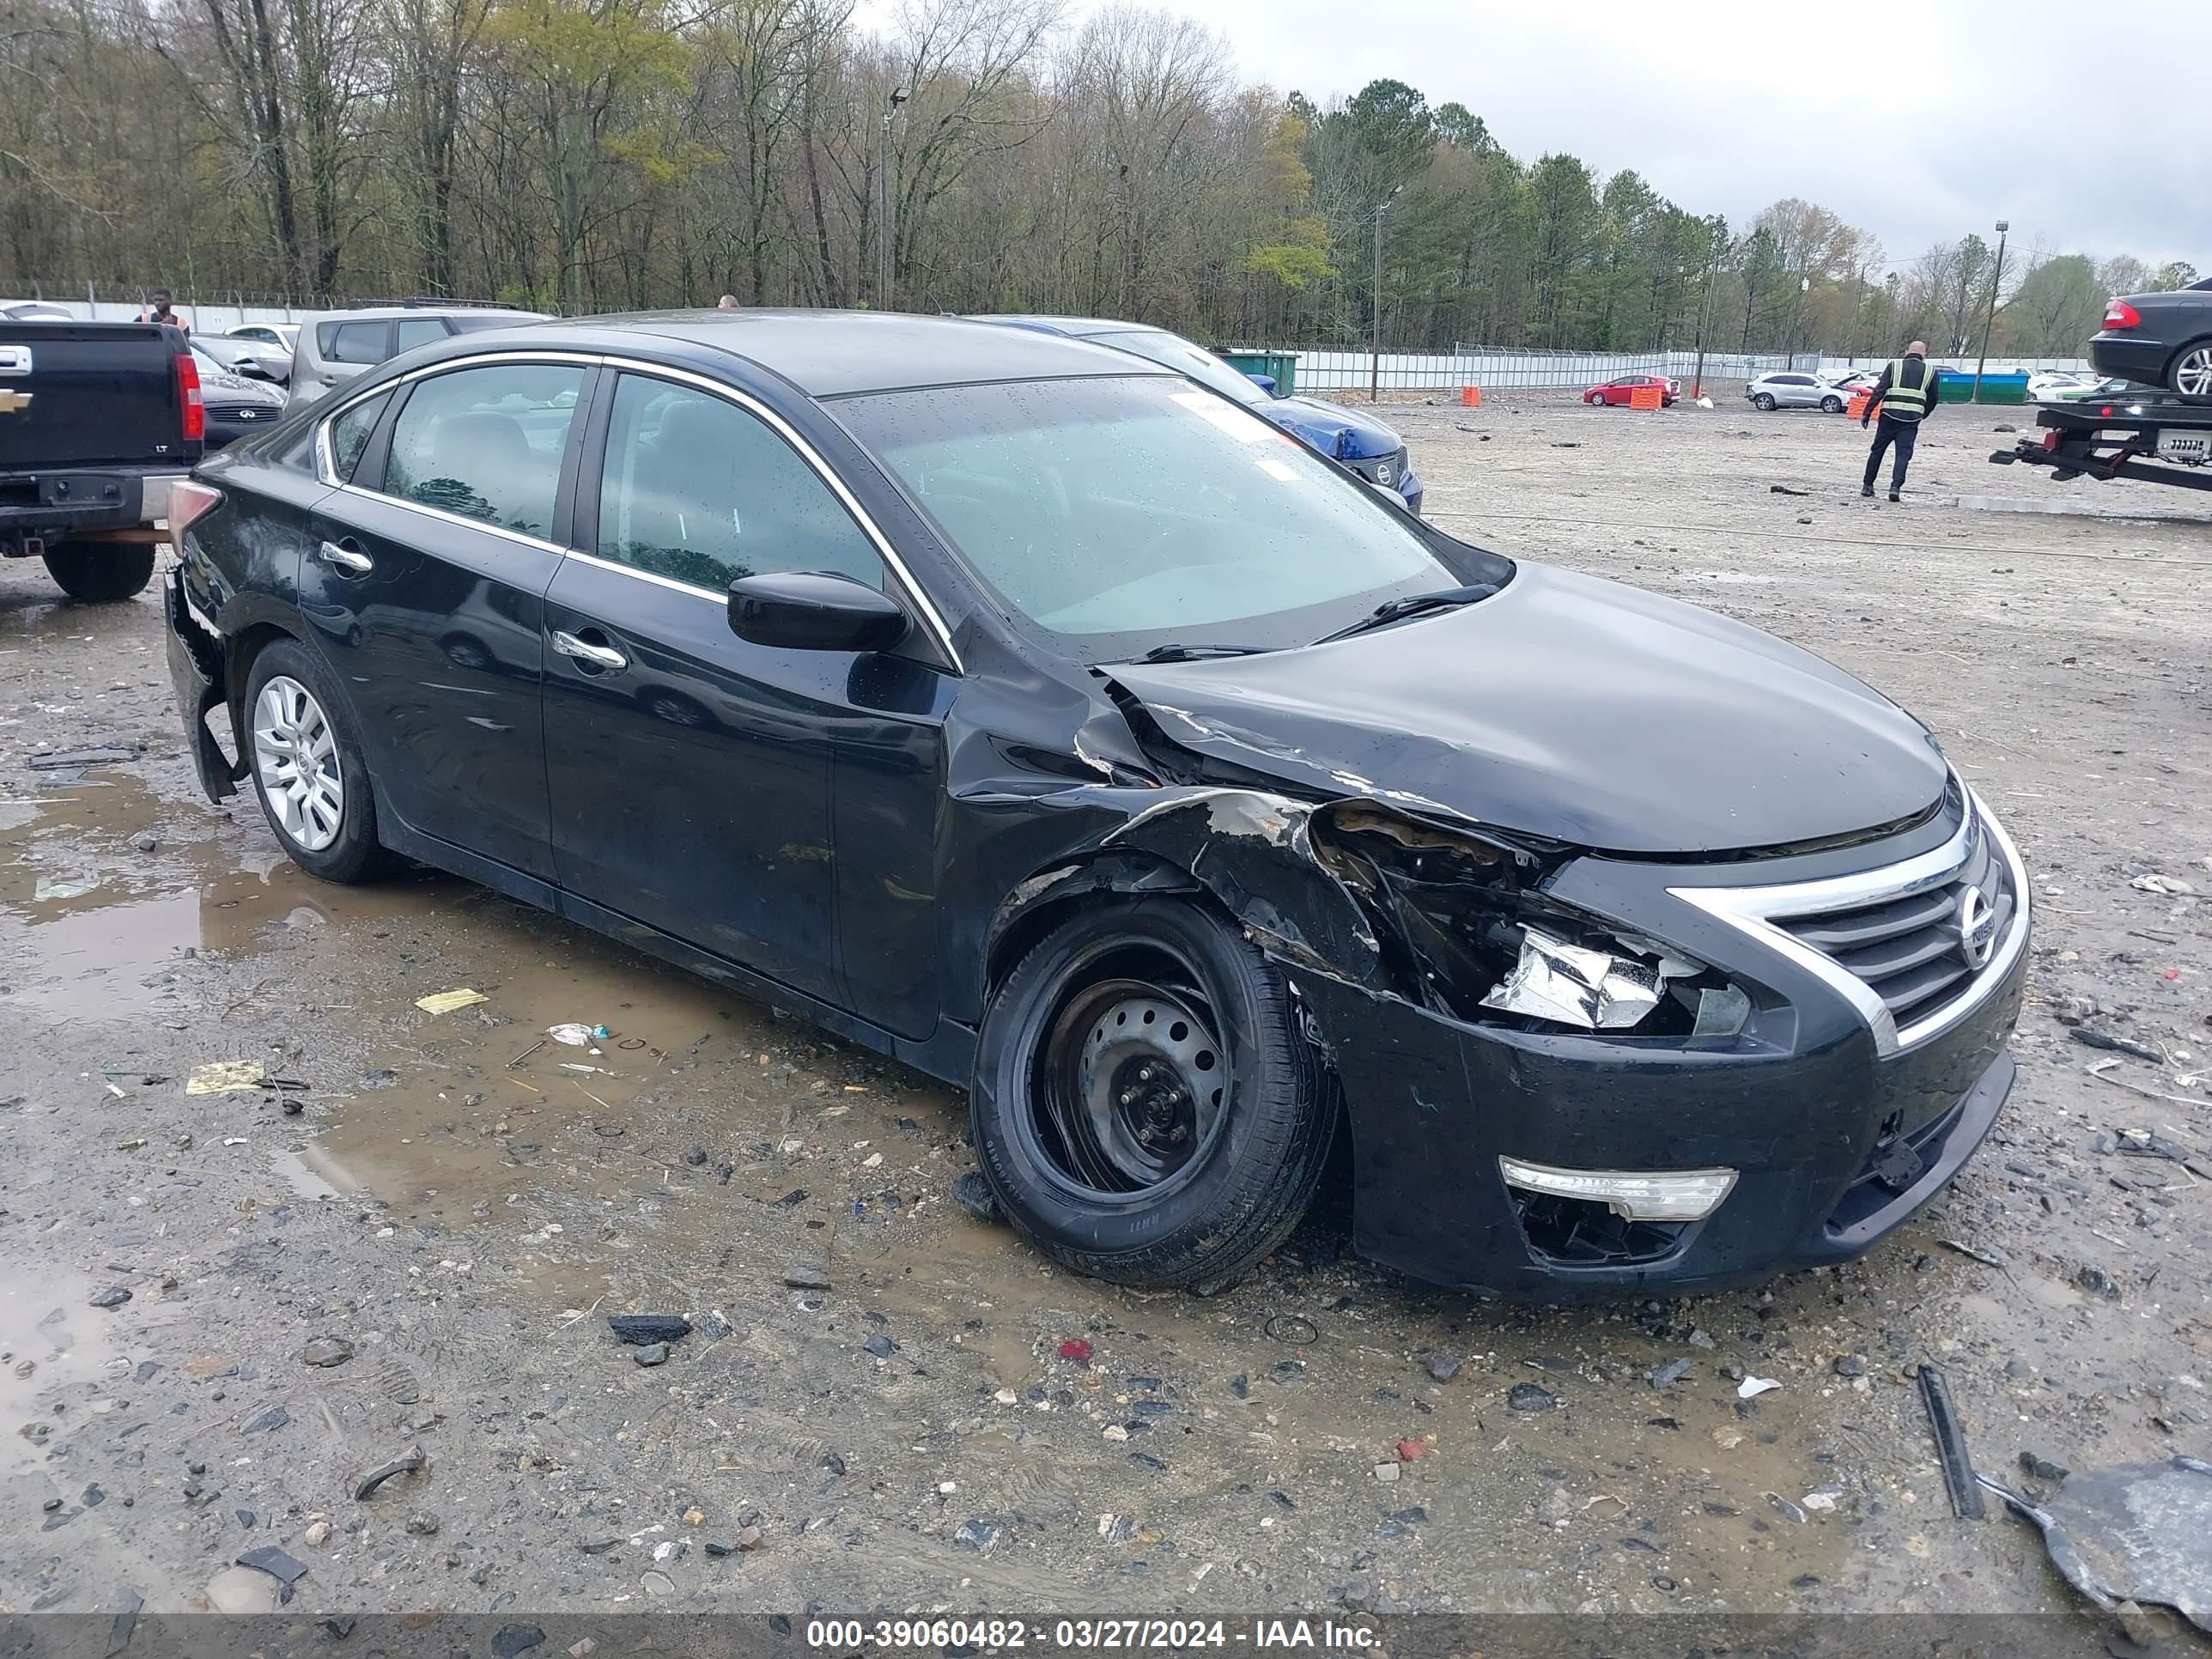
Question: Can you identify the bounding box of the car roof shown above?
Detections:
[319,306,549,322]
[465,310,1171,398]
[977,314,1155,339]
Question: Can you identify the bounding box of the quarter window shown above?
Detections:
[380,363,584,538]
[327,391,391,482]
[394,318,448,355]
[595,374,884,592]
[319,320,390,364]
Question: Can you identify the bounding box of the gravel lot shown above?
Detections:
[3,392,2208,1636]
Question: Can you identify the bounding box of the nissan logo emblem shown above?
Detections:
[1955,887,1997,969]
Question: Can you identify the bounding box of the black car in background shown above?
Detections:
[190,342,288,448]
[163,311,2027,1301]
[2091,276,2212,398]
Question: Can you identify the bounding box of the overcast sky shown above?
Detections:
[887,0,2209,279]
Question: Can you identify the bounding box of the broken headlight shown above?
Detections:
[1311,805,1748,1037]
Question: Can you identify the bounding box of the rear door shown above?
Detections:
[301,357,592,882]
[303,319,391,402]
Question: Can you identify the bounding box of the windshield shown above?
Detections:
[1086,330,1271,407]
[838,374,1504,662]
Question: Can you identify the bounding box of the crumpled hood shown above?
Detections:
[1108,563,1949,855]
[1263,396,1403,462]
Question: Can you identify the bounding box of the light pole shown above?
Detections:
[878,86,908,310]
[1370,185,1401,405]
[1974,219,2009,398]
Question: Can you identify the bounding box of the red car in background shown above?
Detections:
[1583,373,1680,407]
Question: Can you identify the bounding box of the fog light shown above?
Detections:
[1498,1156,1737,1222]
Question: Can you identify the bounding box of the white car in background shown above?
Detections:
[218,322,300,384]
[2027,371,2097,402]
[1,299,75,320]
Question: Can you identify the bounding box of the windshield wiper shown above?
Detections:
[1130,643,1268,664]
[1311,584,1498,645]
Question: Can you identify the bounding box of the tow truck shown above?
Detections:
[1990,391,2212,494]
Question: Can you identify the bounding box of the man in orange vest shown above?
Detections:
[1861,341,1937,501]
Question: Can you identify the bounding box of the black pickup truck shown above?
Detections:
[1,319,204,601]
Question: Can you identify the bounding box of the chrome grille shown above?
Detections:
[1775,821,2015,1030]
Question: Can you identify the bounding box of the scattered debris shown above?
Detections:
[1769,484,1810,496]
[27,745,140,771]
[862,1334,896,1359]
[1990,1457,2212,1632]
[234,1545,309,1602]
[34,876,99,901]
[404,1512,441,1536]
[415,988,489,1015]
[185,1060,267,1097]
[301,1337,353,1368]
[88,1287,131,1310]
[1507,1382,1557,1413]
[1766,1492,1807,1523]
[951,1170,1002,1223]
[2071,1029,2166,1064]
[491,1624,546,1659]
[1736,1376,1781,1399]
[2021,1452,2070,1484]
[1650,1358,1693,1389]
[632,1343,671,1367]
[2130,873,2195,896]
[1395,1438,1427,1462]
[1371,1462,1400,1484]
[1263,1314,1318,1345]
[1832,1353,1867,1377]
[782,1267,831,1291]
[1422,1350,1463,1384]
[106,1589,142,1657]
[606,1314,690,1346]
[241,1407,289,1434]
[1917,1364,1986,1520]
[1940,1237,2007,1268]
[1057,1338,1092,1364]
[351,1443,427,1501]
[548,1023,609,1046]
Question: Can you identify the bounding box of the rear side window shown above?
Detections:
[319,320,391,364]
[394,318,447,354]
[594,374,884,592]
[380,363,584,538]
[326,392,391,482]
[447,313,524,334]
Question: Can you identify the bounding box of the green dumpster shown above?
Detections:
[1971,372,2030,404]
[1218,349,1297,397]
[1936,369,1975,403]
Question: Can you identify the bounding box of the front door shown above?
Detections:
[542,369,928,1011]
[300,359,589,879]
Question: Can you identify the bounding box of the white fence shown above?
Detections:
[1282,345,2094,395]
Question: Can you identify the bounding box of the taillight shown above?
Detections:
[2104,299,2141,331]
[168,479,222,556]
[2043,429,2061,450]
[175,350,204,441]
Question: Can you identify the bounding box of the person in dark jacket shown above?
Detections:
[1861,341,1936,501]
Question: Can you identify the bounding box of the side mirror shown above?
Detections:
[233,358,274,380]
[727,570,910,653]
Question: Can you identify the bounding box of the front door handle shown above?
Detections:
[552,629,629,672]
[318,538,373,574]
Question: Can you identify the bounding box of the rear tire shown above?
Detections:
[1753,393,1777,411]
[972,896,1336,1293]
[2168,340,2212,400]
[41,543,156,603]
[242,639,390,884]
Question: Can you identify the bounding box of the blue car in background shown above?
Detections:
[973,316,1423,516]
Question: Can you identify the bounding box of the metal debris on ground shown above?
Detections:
[234,1545,309,1602]
[606,1313,690,1346]
[2069,1029,2166,1064]
[414,988,489,1015]
[1988,1457,2212,1632]
[1917,1363,1986,1520]
[1939,1237,2007,1268]
[26,745,141,770]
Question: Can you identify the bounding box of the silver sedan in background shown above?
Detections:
[1744,371,1850,413]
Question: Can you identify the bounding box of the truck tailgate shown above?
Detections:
[1,323,194,469]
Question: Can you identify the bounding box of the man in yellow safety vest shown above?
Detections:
[1861,341,1937,501]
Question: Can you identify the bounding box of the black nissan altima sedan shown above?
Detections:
[164,310,2029,1300]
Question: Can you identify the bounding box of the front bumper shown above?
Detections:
[163,565,244,804]
[1291,794,2029,1300]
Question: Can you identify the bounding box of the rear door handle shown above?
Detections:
[318,538,373,574]
[551,629,629,672]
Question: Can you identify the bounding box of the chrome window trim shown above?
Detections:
[1668,785,2029,1057]
[310,350,963,672]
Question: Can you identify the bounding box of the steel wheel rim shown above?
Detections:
[1030,963,1230,1199]
[2177,348,2212,398]
[252,676,344,853]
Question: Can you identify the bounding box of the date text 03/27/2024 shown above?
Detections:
[803,1621,1379,1650]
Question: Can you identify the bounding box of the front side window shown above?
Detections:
[595,374,883,592]
[320,320,390,365]
[326,391,391,482]
[840,374,1505,661]
[381,363,583,538]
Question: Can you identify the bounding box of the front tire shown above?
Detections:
[242,639,389,884]
[972,897,1336,1293]
[1753,393,1778,411]
[42,543,156,602]
[1820,395,1844,413]
[2169,340,2212,400]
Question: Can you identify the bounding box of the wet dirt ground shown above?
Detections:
[2,393,2208,1632]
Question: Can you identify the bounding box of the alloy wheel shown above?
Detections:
[2174,345,2212,399]
[252,675,344,853]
